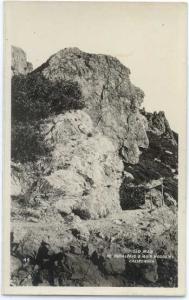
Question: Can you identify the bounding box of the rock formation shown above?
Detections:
[39,110,124,219]
[11,46,33,76]
[10,47,178,287]
[143,110,177,143]
[34,47,149,164]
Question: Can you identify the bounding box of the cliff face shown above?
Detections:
[11,47,178,217]
[11,46,33,76]
[10,47,178,287]
[36,111,124,219]
[34,47,149,164]
[11,47,152,219]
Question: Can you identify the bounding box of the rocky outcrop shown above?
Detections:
[10,47,178,287]
[120,110,178,209]
[142,110,177,144]
[34,47,149,164]
[11,46,33,76]
[27,110,124,219]
[11,47,178,215]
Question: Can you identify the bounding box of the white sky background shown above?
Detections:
[5,2,187,132]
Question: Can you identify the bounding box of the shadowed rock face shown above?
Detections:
[11,46,33,76]
[143,110,177,143]
[34,47,149,164]
[120,109,178,209]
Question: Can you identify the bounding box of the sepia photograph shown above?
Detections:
[2,1,187,295]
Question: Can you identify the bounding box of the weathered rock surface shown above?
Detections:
[143,110,176,143]
[11,46,33,76]
[11,162,37,199]
[34,47,149,164]
[30,110,124,219]
[121,110,178,208]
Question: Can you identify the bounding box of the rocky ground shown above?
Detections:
[11,205,177,287]
[10,46,178,287]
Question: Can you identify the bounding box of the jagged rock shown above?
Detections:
[37,110,124,219]
[11,46,33,76]
[123,112,178,204]
[34,47,149,164]
[143,110,176,144]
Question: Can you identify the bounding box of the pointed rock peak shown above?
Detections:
[11,45,33,76]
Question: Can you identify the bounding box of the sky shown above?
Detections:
[5,2,187,132]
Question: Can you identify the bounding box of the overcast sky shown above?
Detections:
[5,2,187,132]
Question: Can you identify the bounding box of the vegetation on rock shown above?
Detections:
[11,73,84,162]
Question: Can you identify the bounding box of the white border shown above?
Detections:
[1,1,188,297]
